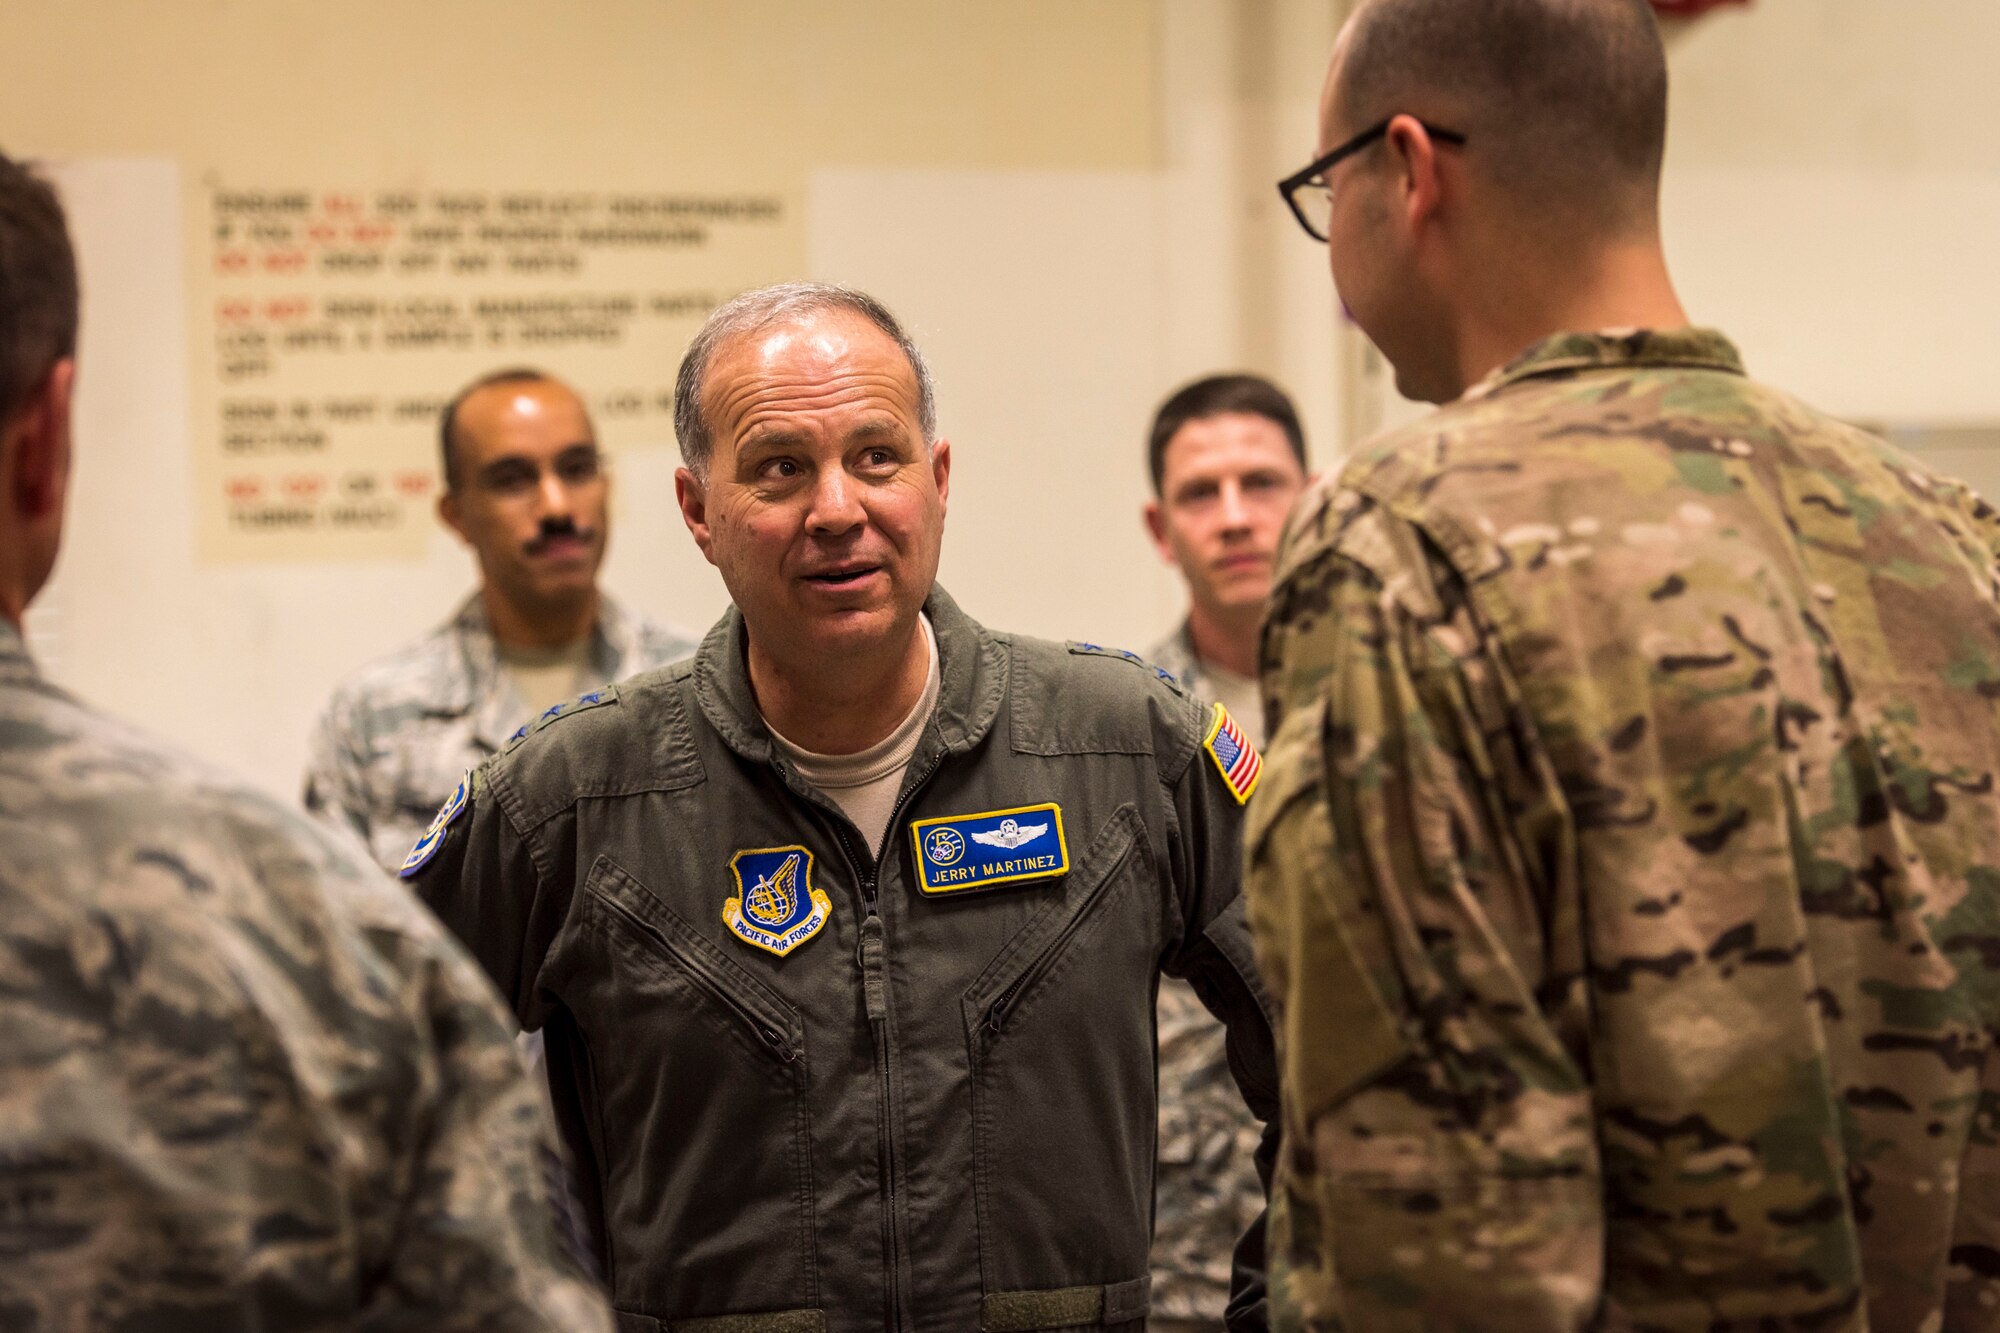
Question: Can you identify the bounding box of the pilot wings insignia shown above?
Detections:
[910,802,1070,896]
[970,818,1047,851]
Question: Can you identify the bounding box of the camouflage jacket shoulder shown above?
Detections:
[1251,328,2000,1331]
[0,624,608,1330]
[305,591,696,871]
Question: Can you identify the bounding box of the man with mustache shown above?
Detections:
[404,283,1281,1332]
[1138,374,1307,1333]
[304,368,694,873]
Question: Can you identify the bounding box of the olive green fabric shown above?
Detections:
[410,587,1280,1332]
[980,1276,1152,1330]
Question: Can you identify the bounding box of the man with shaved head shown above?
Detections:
[1251,0,2000,1327]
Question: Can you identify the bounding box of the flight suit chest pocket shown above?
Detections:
[584,855,805,1070]
[960,805,1158,1290]
[577,855,819,1317]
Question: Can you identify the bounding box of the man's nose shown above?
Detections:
[806,467,865,535]
[1219,480,1252,531]
[534,467,574,518]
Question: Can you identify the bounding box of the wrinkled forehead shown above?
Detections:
[705,312,923,436]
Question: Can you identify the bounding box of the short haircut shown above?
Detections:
[0,152,79,423]
[1334,0,1669,232]
[437,367,585,490]
[673,282,936,477]
[1147,373,1307,494]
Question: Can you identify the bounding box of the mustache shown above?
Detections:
[524,516,597,554]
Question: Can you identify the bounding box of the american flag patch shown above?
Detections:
[1202,703,1262,805]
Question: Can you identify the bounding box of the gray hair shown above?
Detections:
[672,281,937,476]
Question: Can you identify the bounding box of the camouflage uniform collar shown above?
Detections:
[0,618,33,685]
[691,583,1007,766]
[1466,327,1745,402]
[1146,619,1206,696]
[449,589,635,750]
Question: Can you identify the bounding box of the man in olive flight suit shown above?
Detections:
[405,282,1280,1333]
[1252,0,2000,1328]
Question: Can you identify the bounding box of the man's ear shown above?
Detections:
[1385,112,1447,235]
[929,438,951,511]
[436,487,469,544]
[674,465,718,566]
[10,358,75,520]
[1142,498,1175,564]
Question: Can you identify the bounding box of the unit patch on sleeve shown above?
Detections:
[1203,703,1263,805]
[724,846,832,957]
[910,802,1070,896]
[399,768,471,878]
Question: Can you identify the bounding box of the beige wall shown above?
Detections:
[6,1,1996,797]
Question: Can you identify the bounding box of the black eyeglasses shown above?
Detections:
[1277,118,1467,242]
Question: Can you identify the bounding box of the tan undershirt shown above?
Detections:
[1200,660,1266,748]
[500,637,598,718]
[766,617,940,856]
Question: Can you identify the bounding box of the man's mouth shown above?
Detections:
[802,564,880,588]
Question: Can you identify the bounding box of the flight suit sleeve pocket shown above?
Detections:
[1244,695,1412,1128]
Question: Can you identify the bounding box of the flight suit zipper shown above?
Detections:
[596,887,798,1061]
[780,749,946,1333]
[985,824,1137,1035]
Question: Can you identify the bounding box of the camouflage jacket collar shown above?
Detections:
[1146,619,1207,696]
[0,618,32,686]
[690,583,1008,768]
[446,590,642,751]
[1466,327,1745,403]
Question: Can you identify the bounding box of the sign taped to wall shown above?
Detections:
[192,180,802,562]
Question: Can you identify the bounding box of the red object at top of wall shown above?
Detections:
[1650,0,1748,14]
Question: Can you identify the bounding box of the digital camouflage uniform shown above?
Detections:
[1148,623,1273,1330]
[305,591,693,872]
[1246,329,2000,1331]
[0,619,609,1332]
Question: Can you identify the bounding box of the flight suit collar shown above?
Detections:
[1464,326,1746,403]
[691,583,1007,767]
[0,618,35,687]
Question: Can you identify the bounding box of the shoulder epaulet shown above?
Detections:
[1065,641,1187,697]
[502,683,622,754]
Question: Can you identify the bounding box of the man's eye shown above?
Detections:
[864,448,895,467]
[558,453,603,483]
[762,458,801,479]
[483,467,535,493]
[1178,485,1218,505]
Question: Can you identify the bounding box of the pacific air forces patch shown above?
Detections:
[1203,703,1262,804]
[910,802,1070,896]
[723,846,832,957]
[399,768,471,877]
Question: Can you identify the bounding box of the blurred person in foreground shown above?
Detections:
[1250,0,2000,1327]
[305,366,693,873]
[0,151,610,1331]
[405,282,1280,1331]
[1141,373,1309,1332]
